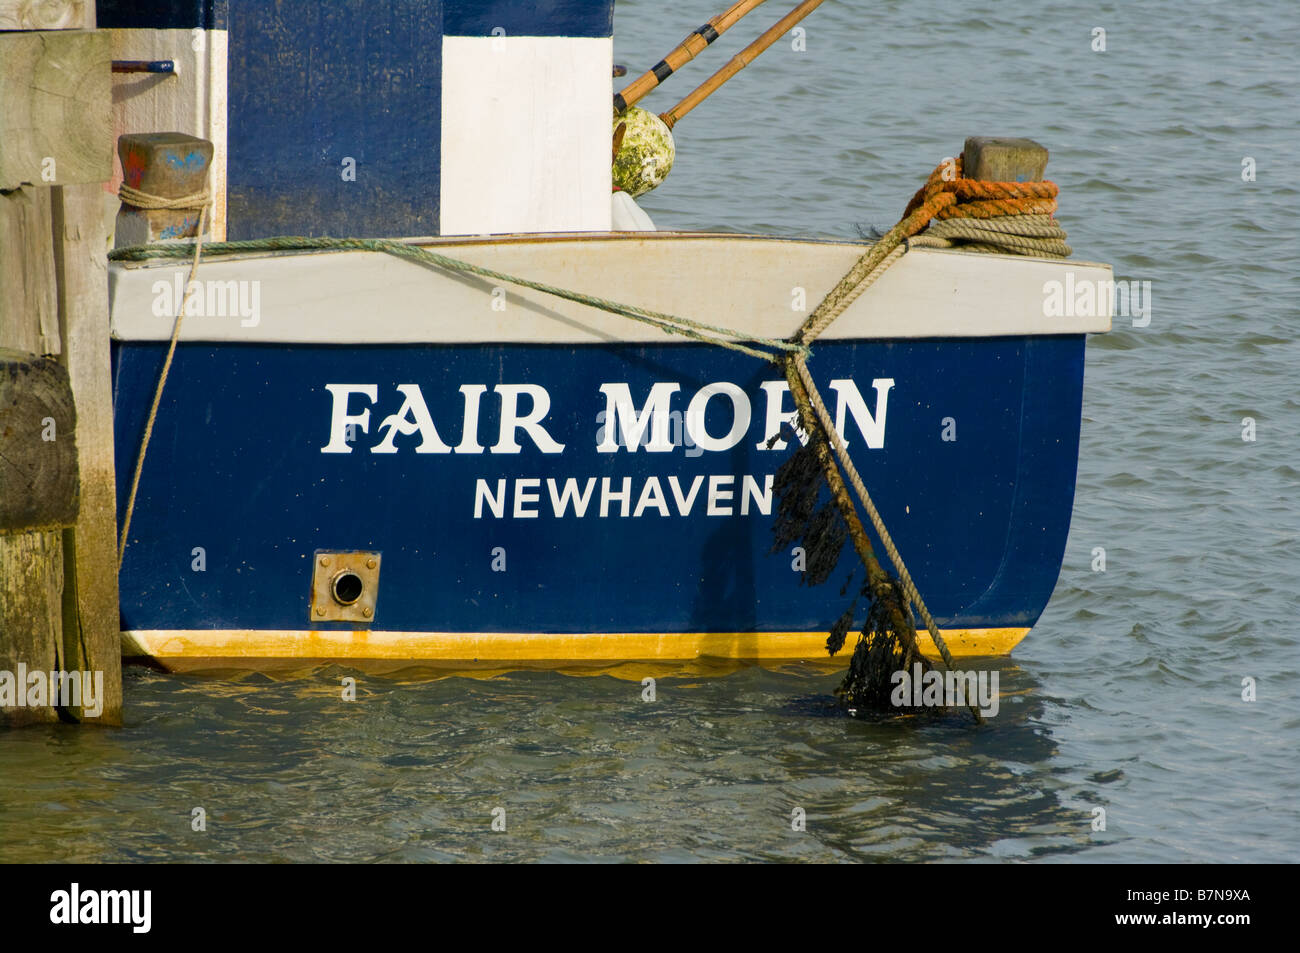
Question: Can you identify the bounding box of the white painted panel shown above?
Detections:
[440,36,612,235]
[110,235,1112,343]
[108,29,229,241]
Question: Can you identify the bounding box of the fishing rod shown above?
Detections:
[659,0,826,130]
[614,0,768,113]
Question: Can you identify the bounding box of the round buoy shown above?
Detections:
[612,107,675,198]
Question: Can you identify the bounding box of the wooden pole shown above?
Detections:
[0,352,77,727]
[0,24,121,727]
[659,0,825,130]
[0,191,72,727]
[53,183,123,724]
[615,0,767,113]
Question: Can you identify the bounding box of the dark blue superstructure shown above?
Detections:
[99,0,615,239]
[111,336,1084,636]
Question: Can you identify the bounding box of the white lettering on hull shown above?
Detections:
[322,378,894,455]
[323,379,891,520]
[472,474,774,520]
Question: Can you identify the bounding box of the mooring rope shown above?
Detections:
[790,352,982,721]
[116,200,210,570]
[780,153,1070,721]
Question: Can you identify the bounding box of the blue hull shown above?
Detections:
[111,335,1084,643]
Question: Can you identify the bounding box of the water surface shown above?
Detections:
[2,0,1296,863]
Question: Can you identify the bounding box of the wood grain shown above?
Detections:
[0,0,90,31]
[0,30,110,189]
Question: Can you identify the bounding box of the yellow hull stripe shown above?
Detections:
[122,627,1030,674]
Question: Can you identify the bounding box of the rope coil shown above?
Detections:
[900,156,1070,255]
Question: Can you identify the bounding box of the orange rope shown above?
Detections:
[901,155,1059,226]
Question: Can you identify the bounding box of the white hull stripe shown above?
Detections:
[109,235,1112,344]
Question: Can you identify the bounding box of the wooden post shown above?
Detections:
[0,353,78,726]
[53,184,123,724]
[962,136,1049,182]
[1,22,121,727]
[0,531,67,724]
[0,189,71,727]
[0,188,59,354]
[0,352,79,531]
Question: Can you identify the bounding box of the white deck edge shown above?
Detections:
[109,233,1113,344]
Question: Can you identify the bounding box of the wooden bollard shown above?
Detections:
[962,136,1048,183]
[115,132,214,248]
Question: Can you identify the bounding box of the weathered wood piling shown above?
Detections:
[1,11,123,725]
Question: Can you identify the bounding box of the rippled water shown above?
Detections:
[2,0,1297,863]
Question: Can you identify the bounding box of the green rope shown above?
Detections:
[110,236,808,364]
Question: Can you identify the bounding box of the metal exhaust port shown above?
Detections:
[309,551,381,623]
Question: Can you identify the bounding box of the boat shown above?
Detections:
[100,0,1112,673]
